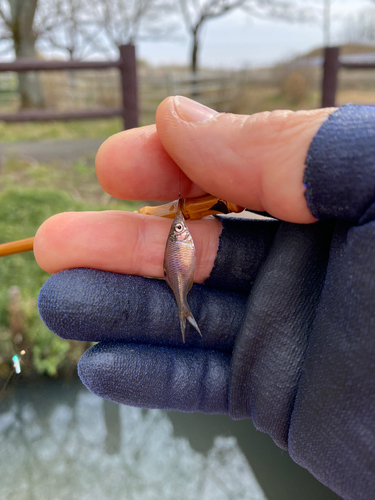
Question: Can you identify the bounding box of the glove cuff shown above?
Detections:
[304,104,375,222]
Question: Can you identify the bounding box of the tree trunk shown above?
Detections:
[190,27,200,97]
[191,28,199,74]
[10,0,45,109]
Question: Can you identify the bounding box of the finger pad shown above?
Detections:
[96,125,204,200]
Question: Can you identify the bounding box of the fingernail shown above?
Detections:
[174,96,218,123]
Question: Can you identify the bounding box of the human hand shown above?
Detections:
[36,99,375,499]
[34,96,332,413]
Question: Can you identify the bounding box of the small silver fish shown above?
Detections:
[163,199,201,342]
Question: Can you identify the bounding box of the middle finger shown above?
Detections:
[95,125,207,201]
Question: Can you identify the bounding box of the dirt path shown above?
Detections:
[0,138,105,164]
[0,137,269,220]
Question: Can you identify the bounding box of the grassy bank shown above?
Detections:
[0,155,141,380]
[2,84,375,145]
[0,117,123,143]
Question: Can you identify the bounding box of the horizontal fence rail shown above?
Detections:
[0,60,121,72]
[322,47,375,107]
[0,44,138,130]
[0,107,123,123]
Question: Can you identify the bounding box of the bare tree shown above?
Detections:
[323,0,331,47]
[0,0,44,108]
[244,0,313,23]
[94,0,174,51]
[179,0,317,74]
[180,0,247,74]
[245,0,337,48]
[341,7,375,45]
[37,0,102,60]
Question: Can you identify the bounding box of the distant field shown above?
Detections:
[1,52,375,143]
[336,90,375,106]
[0,117,124,143]
[1,85,374,145]
[1,78,374,145]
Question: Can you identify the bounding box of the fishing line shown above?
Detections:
[178,168,181,201]
[177,169,184,214]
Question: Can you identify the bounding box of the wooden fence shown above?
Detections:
[139,69,246,120]
[3,45,373,127]
[0,44,138,130]
[322,47,375,107]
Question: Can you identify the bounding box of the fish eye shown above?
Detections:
[175,223,183,232]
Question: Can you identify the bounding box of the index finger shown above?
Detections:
[95,124,206,201]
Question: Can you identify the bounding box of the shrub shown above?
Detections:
[281,71,309,104]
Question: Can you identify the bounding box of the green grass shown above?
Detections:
[0,113,156,143]
[0,118,124,143]
[0,188,80,378]
[0,156,142,379]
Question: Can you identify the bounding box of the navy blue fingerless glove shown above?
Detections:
[38,105,375,500]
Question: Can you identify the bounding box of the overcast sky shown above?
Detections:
[138,0,375,68]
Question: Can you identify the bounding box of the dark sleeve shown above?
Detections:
[229,105,375,500]
[292,105,375,498]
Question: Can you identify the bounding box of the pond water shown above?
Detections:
[0,378,340,500]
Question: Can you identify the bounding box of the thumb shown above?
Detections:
[156,96,334,224]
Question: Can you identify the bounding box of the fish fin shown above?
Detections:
[180,316,186,343]
[187,275,194,293]
[186,310,202,337]
[164,270,172,289]
[179,306,201,341]
[186,311,202,337]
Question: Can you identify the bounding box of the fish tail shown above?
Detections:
[179,305,201,342]
[180,316,186,343]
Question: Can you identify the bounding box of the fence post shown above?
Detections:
[321,46,340,108]
[119,44,138,130]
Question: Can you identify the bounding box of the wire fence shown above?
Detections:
[0,44,138,128]
[1,47,375,126]
[322,46,375,107]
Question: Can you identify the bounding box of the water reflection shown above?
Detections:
[0,379,265,500]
